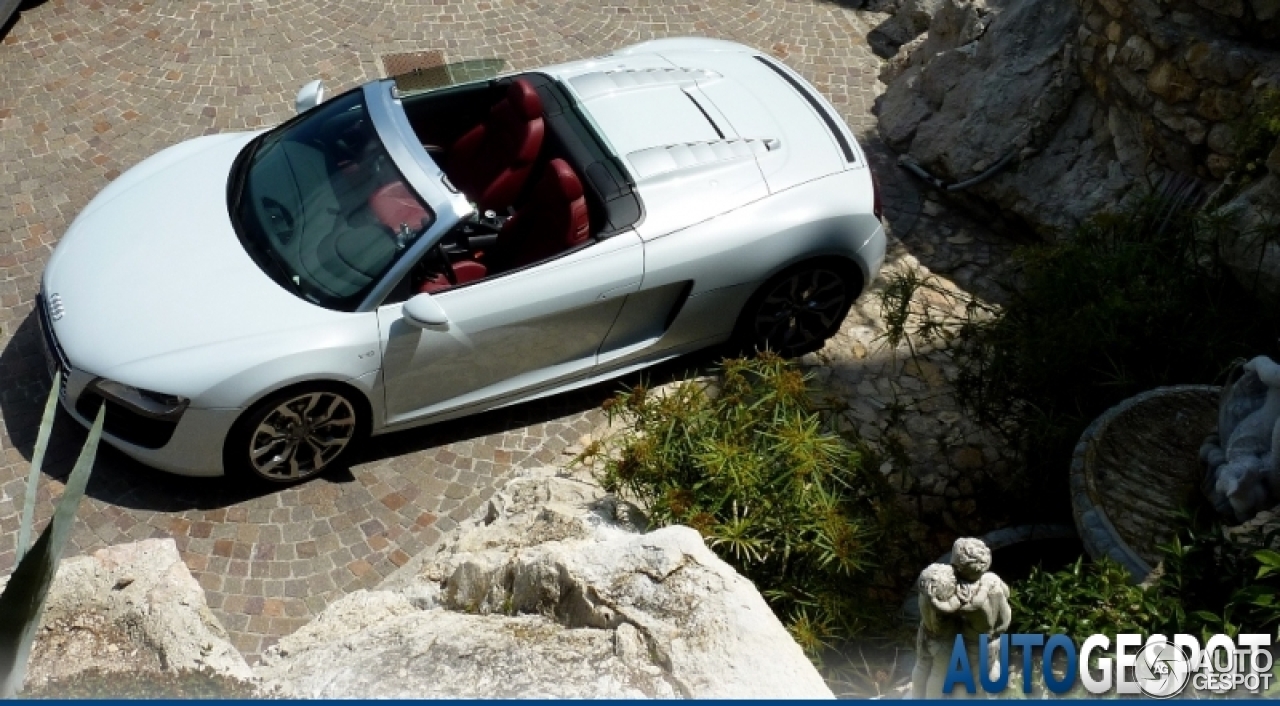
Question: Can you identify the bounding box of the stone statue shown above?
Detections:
[1201,356,1280,522]
[911,538,1011,699]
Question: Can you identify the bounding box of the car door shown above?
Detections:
[377,230,644,425]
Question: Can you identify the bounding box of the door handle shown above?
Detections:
[597,279,642,301]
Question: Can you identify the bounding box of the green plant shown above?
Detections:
[584,353,920,659]
[1232,87,1280,191]
[1155,512,1280,638]
[0,373,105,698]
[881,192,1278,520]
[1009,515,1280,645]
[1010,557,1180,638]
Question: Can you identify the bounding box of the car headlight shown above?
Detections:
[93,378,190,419]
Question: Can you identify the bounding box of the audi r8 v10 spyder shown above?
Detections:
[37,37,886,484]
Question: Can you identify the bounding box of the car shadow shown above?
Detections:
[0,306,728,514]
[1,0,48,42]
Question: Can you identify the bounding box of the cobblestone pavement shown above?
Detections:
[0,0,1015,661]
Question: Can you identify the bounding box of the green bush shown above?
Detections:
[882,192,1279,520]
[1011,516,1280,641]
[586,353,919,656]
[1010,557,1181,638]
[1231,87,1280,191]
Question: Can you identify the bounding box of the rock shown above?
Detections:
[1255,0,1280,21]
[1185,42,1252,86]
[1207,152,1235,178]
[1197,0,1246,17]
[1120,34,1156,71]
[11,539,253,692]
[872,0,947,55]
[950,446,986,470]
[1207,122,1239,155]
[1147,61,1198,104]
[1219,172,1280,305]
[256,471,832,699]
[1196,88,1244,122]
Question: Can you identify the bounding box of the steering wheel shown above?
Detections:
[429,243,458,285]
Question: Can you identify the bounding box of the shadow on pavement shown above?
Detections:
[0,0,48,42]
[0,306,729,514]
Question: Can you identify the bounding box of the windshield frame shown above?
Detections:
[356,80,474,311]
[226,81,474,313]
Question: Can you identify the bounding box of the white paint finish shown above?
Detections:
[573,84,720,157]
[43,134,361,383]
[661,50,847,193]
[40,38,885,478]
[377,232,645,424]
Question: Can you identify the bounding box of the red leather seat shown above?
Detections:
[491,158,590,270]
[418,159,589,295]
[420,260,488,294]
[446,79,545,213]
[369,181,432,233]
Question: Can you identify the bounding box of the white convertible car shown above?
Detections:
[37,38,886,484]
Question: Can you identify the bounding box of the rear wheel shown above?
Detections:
[224,384,367,485]
[734,260,860,358]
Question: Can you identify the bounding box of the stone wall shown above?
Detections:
[1076,0,1279,180]
[876,0,1280,239]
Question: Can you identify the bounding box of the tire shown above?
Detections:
[732,259,861,358]
[224,382,369,485]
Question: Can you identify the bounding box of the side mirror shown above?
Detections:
[403,293,449,328]
[295,80,326,114]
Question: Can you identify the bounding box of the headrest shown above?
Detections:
[503,79,543,121]
[544,158,584,201]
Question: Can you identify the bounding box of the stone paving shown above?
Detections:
[0,0,1015,661]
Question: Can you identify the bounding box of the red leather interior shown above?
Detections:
[419,260,488,294]
[369,181,431,233]
[446,79,545,213]
[492,158,590,270]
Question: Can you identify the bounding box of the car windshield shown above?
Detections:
[229,88,435,311]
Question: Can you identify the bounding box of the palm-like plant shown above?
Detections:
[586,353,918,663]
[0,372,104,698]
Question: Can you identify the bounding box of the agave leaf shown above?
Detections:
[16,370,61,565]
[0,403,104,698]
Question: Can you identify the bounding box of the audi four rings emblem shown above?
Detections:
[48,293,65,321]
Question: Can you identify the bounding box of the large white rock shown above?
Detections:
[255,470,833,699]
[8,538,253,691]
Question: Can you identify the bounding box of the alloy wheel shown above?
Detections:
[247,391,357,482]
[752,267,849,354]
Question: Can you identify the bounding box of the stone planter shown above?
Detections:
[1070,385,1219,581]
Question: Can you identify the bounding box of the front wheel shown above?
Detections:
[224,384,367,485]
[734,261,860,358]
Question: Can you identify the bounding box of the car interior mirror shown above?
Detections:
[403,292,449,328]
[295,79,326,114]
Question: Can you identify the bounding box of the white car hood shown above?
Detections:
[43,131,351,382]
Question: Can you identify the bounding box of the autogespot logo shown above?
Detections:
[943,632,1274,697]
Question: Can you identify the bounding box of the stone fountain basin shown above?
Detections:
[1070,385,1220,581]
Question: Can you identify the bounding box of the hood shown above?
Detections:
[42,131,353,386]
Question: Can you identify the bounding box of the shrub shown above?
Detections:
[586,353,920,656]
[1231,87,1280,192]
[1010,515,1280,642]
[881,192,1279,520]
[1010,557,1180,638]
